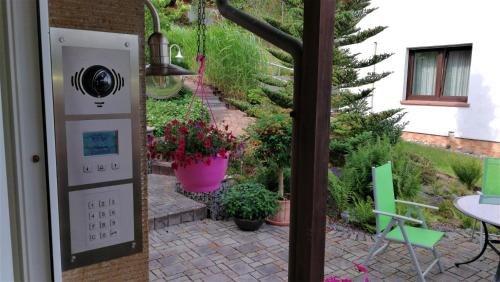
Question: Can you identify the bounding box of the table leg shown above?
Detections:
[456,221,489,267]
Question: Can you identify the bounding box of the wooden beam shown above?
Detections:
[288,0,336,280]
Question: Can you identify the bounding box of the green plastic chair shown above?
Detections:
[472,157,500,240]
[482,157,500,197]
[362,162,444,282]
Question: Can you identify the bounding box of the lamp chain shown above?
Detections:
[196,0,207,56]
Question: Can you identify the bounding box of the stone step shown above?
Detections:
[150,160,175,176]
[148,174,207,231]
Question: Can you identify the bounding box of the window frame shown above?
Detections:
[406,45,472,103]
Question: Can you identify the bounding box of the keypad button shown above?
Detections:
[89,222,96,231]
[100,232,107,239]
[110,229,118,237]
[110,218,116,227]
[89,233,97,242]
[88,212,96,221]
[98,200,106,208]
[99,210,106,219]
[109,198,116,206]
[99,221,107,229]
[88,200,96,209]
[109,209,116,217]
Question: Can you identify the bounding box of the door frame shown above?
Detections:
[0,0,53,280]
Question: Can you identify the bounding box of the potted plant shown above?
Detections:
[156,119,239,192]
[221,182,279,231]
[249,114,292,226]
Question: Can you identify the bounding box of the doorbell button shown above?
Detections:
[83,165,92,173]
[97,164,106,172]
[111,162,120,170]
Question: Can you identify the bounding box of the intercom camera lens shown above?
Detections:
[82,65,115,98]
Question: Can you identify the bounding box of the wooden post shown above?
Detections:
[288,0,335,281]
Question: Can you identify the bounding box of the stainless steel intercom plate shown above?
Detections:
[50,28,142,270]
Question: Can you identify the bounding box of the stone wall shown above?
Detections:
[48,0,148,280]
[402,131,500,158]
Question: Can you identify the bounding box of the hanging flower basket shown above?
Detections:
[174,153,228,192]
[154,119,239,193]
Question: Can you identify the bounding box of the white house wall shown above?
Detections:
[350,0,500,142]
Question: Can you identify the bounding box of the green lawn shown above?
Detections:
[397,141,481,177]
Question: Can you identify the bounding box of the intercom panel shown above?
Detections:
[50,27,142,270]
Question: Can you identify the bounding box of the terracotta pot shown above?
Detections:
[174,156,228,193]
[234,218,264,231]
[266,199,290,226]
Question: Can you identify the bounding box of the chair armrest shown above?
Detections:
[373,210,424,225]
[395,199,439,210]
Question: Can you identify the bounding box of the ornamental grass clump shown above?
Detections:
[155,119,239,169]
[451,157,483,190]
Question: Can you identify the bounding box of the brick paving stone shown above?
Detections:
[229,261,254,275]
[255,263,281,276]
[259,274,285,282]
[235,274,259,282]
[149,220,498,281]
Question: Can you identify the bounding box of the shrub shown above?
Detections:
[221,183,279,220]
[168,24,266,98]
[247,88,265,105]
[328,171,351,218]
[248,114,292,197]
[329,131,373,165]
[341,138,392,200]
[392,149,422,199]
[348,197,376,233]
[408,153,437,185]
[451,158,483,190]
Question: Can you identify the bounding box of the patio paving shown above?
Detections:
[149,220,498,281]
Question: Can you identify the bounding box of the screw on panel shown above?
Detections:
[131,242,136,249]
[71,255,76,262]
[124,42,130,47]
[58,37,65,43]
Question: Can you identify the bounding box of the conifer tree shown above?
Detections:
[259,0,406,163]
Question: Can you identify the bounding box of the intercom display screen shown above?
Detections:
[83,130,119,156]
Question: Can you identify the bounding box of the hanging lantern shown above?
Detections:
[144,0,195,77]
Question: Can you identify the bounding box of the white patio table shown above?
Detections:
[454,195,500,282]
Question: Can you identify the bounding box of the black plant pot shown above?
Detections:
[234,218,264,231]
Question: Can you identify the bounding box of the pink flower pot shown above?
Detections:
[174,156,228,193]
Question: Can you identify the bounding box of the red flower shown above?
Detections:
[171,162,178,170]
[179,126,188,135]
[219,148,227,157]
[195,152,202,161]
[204,138,211,149]
[171,119,179,125]
[197,132,204,140]
[205,158,212,165]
